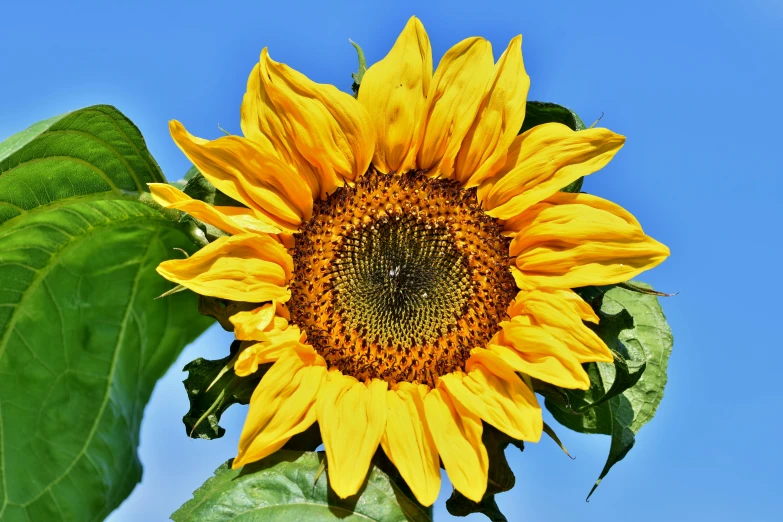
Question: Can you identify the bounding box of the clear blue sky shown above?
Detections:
[2,1,780,520]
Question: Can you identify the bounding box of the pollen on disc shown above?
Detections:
[289,170,516,387]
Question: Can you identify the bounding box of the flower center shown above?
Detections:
[289,171,516,386]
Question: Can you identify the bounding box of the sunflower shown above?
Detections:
[150,16,669,506]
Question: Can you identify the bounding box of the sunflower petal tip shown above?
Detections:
[404,15,428,35]
[328,477,361,500]
[231,456,244,470]
[613,133,627,148]
[461,485,488,504]
[168,119,186,136]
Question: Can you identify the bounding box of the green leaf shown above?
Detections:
[547,297,646,416]
[545,282,673,499]
[542,364,614,436]
[446,495,507,522]
[579,283,673,432]
[181,167,216,202]
[520,101,587,193]
[197,295,259,331]
[178,168,244,209]
[0,105,212,521]
[350,40,367,96]
[169,165,201,190]
[172,451,433,522]
[560,177,584,194]
[520,101,586,134]
[182,341,265,440]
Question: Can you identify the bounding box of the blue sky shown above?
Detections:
[2,0,781,520]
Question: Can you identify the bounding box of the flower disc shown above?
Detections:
[289,171,517,386]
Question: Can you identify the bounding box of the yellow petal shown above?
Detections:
[241,61,323,200]
[233,345,326,467]
[454,35,529,187]
[552,288,600,323]
[317,373,387,498]
[148,182,281,235]
[423,388,487,503]
[506,290,611,364]
[380,384,440,506]
[510,192,670,288]
[260,50,376,197]
[156,233,292,302]
[479,124,626,219]
[488,318,590,389]
[358,16,432,174]
[507,285,599,324]
[417,37,494,176]
[440,359,541,441]
[215,205,285,235]
[230,301,290,341]
[234,326,305,377]
[169,120,312,232]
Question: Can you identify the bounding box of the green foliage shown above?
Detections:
[0,106,212,521]
[169,165,201,190]
[520,101,588,193]
[172,451,433,522]
[178,168,244,209]
[182,342,264,440]
[545,283,673,499]
[521,101,587,134]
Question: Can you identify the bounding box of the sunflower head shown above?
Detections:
[151,16,669,508]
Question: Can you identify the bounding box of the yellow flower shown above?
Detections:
[150,17,669,507]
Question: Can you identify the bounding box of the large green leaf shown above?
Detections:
[0,106,212,521]
[545,283,673,499]
[172,451,433,522]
